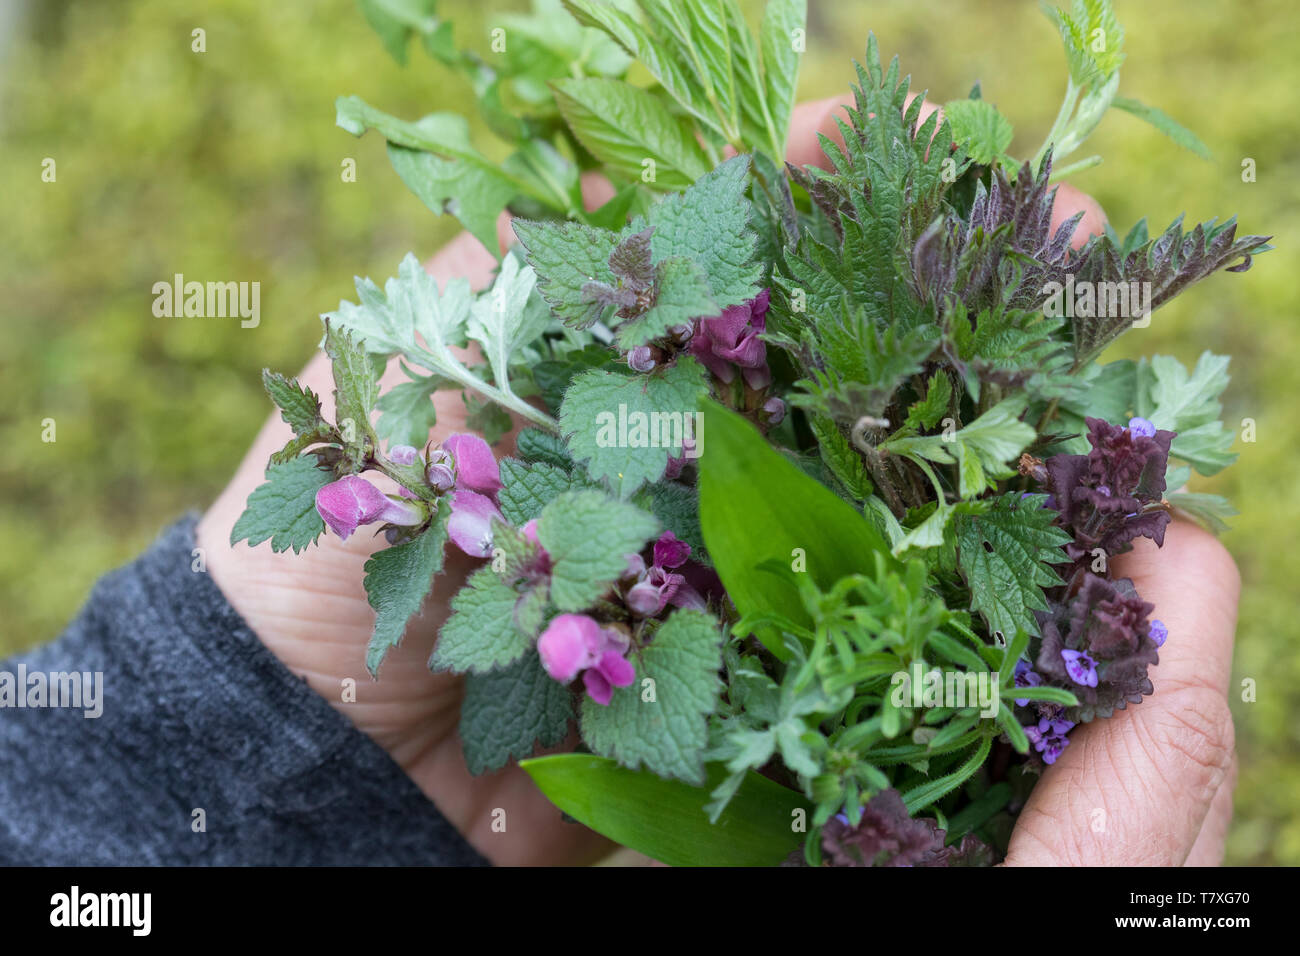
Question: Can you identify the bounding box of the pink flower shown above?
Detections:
[444,433,502,495]
[447,489,504,558]
[689,289,772,389]
[536,614,636,705]
[316,476,423,541]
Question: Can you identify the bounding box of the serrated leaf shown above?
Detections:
[883,397,1036,498]
[1111,96,1210,160]
[579,608,723,784]
[647,154,761,310]
[516,427,574,469]
[262,370,325,435]
[431,566,532,674]
[955,493,1071,640]
[513,219,619,328]
[230,456,332,554]
[645,480,704,555]
[363,508,449,676]
[460,650,574,775]
[759,0,806,159]
[497,458,583,525]
[537,489,659,610]
[466,253,548,392]
[551,77,709,190]
[614,256,716,348]
[1134,352,1236,475]
[388,143,515,255]
[809,415,872,500]
[322,322,381,450]
[942,99,1015,166]
[559,358,708,497]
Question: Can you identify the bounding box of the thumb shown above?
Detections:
[1003,521,1240,865]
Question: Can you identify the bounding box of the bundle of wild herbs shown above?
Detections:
[231,0,1267,865]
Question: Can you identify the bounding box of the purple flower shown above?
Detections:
[1013,659,1043,707]
[443,433,502,495]
[315,476,424,541]
[1024,715,1074,765]
[1061,648,1099,688]
[624,532,704,617]
[1149,618,1168,647]
[446,489,503,558]
[762,396,787,426]
[1127,416,1157,438]
[387,444,419,466]
[653,531,691,570]
[689,289,772,389]
[537,614,635,705]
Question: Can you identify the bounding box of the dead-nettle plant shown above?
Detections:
[231,0,1268,866]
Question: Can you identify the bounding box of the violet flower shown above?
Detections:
[1013,659,1043,707]
[689,289,772,389]
[624,531,705,617]
[536,613,635,706]
[316,475,424,541]
[1061,648,1099,687]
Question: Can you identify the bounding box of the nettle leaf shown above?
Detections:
[809,415,873,501]
[374,365,445,447]
[262,370,325,435]
[460,650,574,775]
[559,357,708,497]
[647,154,761,310]
[643,480,704,555]
[516,427,574,469]
[1044,0,1125,89]
[514,219,619,328]
[614,256,716,348]
[230,456,332,554]
[580,608,724,784]
[363,508,450,677]
[431,566,532,675]
[955,493,1071,641]
[942,98,1015,166]
[551,77,709,190]
[1135,352,1236,475]
[322,321,381,451]
[537,489,659,610]
[497,458,585,525]
[1111,96,1210,160]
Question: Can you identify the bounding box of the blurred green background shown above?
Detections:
[2,0,1295,863]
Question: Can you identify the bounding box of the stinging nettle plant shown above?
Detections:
[232,0,1269,865]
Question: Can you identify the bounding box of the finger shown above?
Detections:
[1185,752,1237,866]
[1003,521,1240,865]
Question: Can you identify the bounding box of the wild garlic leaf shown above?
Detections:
[955,493,1071,641]
[559,357,709,497]
[460,650,573,775]
[431,566,533,675]
[230,456,332,554]
[363,507,450,677]
[551,77,710,189]
[537,489,659,610]
[580,608,724,785]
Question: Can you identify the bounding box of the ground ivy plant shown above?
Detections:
[232,0,1269,866]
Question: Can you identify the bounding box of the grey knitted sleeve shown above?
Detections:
[0,514,488,866]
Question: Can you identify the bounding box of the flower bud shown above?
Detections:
[762,396,786,426]
[388,444,419,466]
[426,462,455,494]
[625,580,663,617]
[627,345,657,373]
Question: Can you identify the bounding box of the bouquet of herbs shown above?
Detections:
[231,0,1268,865]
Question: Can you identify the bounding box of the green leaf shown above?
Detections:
[516,427,574,469]
[522,753,810,865]
[1165,491,1237,534]
[955,493,1071,641]
[497,458,583,525]
[430,566,532,674]
[1111,96,1210,160]
[901,734,991,813]
[759,0,806,159]
[322,321,381,450]
[230,456,332,554]
[362,508,449,677]
[262,370,325,435]
[466,253,548,395]
[1135,352,1237,475]
[374,365,443,447]
[647,154,761,309]
[387,144,515,256]
[537,489,659,610]
[809,415,872,500]
[1009,685,1079,706]
[883,397,1036,498]
[513,218,619,329]
[551,77,710,190]
[580,608,723,784]
[645,480,704,555]
[942,99,1015,166]
[357,0,446,65]
[559,357,708,497]
[1043,0,1125,89]
[614,256,716,348]
[698,403,895,659]
[460,650,573,775]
